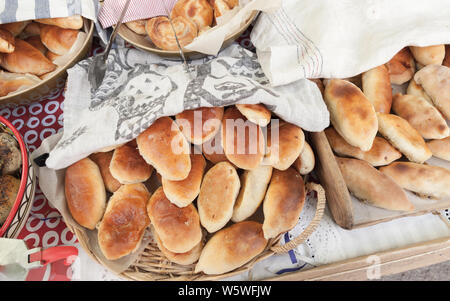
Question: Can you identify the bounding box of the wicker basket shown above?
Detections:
[74,182,326,281]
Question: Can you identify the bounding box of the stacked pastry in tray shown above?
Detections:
[0,15,86,97]
[125,0,239,51]
[64,104,316,275]
[321,44,450,212]
[0,128,22,226]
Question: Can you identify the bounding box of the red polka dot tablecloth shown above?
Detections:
[0,31,255,281]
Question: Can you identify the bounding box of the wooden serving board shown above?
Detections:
[310,131,450,230]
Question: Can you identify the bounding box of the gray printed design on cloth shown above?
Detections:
[55,126,88,150]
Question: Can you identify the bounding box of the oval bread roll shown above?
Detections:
[293,141,316,175]
[171,0,213,29]
[414,64,450,120]
[427,137,450,161]
[444,45,450,68]
[201,131,232,165]
[337,157,414,211]
[325,127,401,167]
[410,45,445,66]
[125,20,147,35]
[0,29,15,53]
[40,25,78,56]
[175,106,224,145]
[262,168,306,239]
[385,48,415,85]
[197,161,240,233]
[221,106,265,170]
[97,184,150,260]
[362,65,393,113]
[151,226,203,266]
[25,36,47,55]
[0,175,20,224]
[407,79,433,104]
[324,79,378,151]
[65,158,106,229]
[89,152,121,193]
[232,165,273,223]
[380,162,450,199]
[392,94,450,140]
[265,121,305,171]
[235,104,271,127]
[137,116,191,181]
[35,15,83,30]
[147,187,202,253]
[376,113,432,163]
[195,221,267,275]
[162,152,206,208]
[110,145,153,184]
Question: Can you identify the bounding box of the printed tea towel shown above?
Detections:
[251,0,450,86]
[44,44,329,170]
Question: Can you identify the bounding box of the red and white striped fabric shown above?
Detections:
[98,0,179,29]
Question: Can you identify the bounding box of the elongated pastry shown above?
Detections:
[0,29,15,53]
[265,121,305,170]
[324,79,378,151]
[147,187,202,253]
[146,16,197,51]
[0,39,56,76]
[97,184,150,260]
[22,22,41,37]
[410,45,445,66]
[137,116,191,181]
[0,71,41,97]
[197,161,240,233]
[262,167,306,239]
[0,21,30,36]
[89,151,121,193]
[292,141,316,174]
[361,65,392,113]
[65,158,106,229]
[377,113,432,163]
[232,165,273,222]
[175,106,224,145]
[110,145,153,184]
[24,36,47,55]
[380,162,450,199]
[337,157,414,211]
[406,79,433,104]
[427,137,450,161]
[392,94,449,140]
[235,104,271,127]
[40,25,78,55]
[414,64,450,120]
[201,131,233,165]
[162,153,206,208]
[221,106,265,170]
[171,0,214,29]
[325,127,401,167]
[195,221,267,275]
[125,19,147,35]
[385,48,415,85]
[35,15,83,30]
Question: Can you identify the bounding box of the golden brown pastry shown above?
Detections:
[0,71,41,97]
[235,104,271,127]
[146,16,198,51]
[385,48,415,85]
[0,21,30,37]
[22,22,41,37]
[171,0,214,29]
[109,145,153,184]
[361,65,392,113]
[325,127,401,167]
[406,79,433,104]
[427,137,450,161]
[265,121,305,171]
[213,0,239,18]
[197,161,240,233]
[221,106,265,170]
[125,19,147,35]
[392,94,449,140]
[0,175,20,224]
[40,25,78,55]
[137,116,191,181]
[147,187,202,253]
[175,106,224,145]
[195,221,267,275]
[0,132,21,175]
[161,152,206,208]
[377,113,432,163]
[323,79,378,151]
[89,152,121,193]
[0,29,15,53]
[46,51,61,62]
[232,165,273,223]
[35,15,83,30]
[410,45,445,66]
[0,39,56,76]
[201,131,233,165]
[444,45,450,68]
[97,183,150,260]
[24,36,47,55]
[337,157,414,211]
[64,158,106,230]
[380,162,450,199]
[293,141,316,175]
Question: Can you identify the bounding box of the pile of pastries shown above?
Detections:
[0,15,85,97]
[319,44,450,211]
[64,104,316,275]
[0,127,22,226]
[125,0,239,51]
